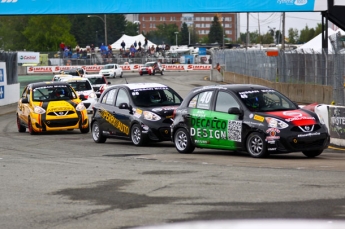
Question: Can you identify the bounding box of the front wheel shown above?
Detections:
[302,150,323,158]
[246,132,268,158]
[92,121,106,143]
[17,115,26,133]
[28,117,37,135]
[161,70,164,75]
[174,128,195,154]
[152,70,156,75]
[131,124,146,146]
[120,72,123,78]
[80,123,90,134]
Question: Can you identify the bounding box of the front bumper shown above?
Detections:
[140,121,172,141]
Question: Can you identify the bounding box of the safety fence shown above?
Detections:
[211,38,345,106]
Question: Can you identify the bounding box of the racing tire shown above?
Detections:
[302,150,323,158]
[140,73,143,76]
[28,117,37,135]
[92,121,106,143]
[152,70,156,75]
[174,128,195,154]
[131,124,147,146]
[80,123,90,134]
[246,132,269,158]
[161,70,164,75]
[17,115,26,133]
[120,72,123,78]
[113,73,116,79]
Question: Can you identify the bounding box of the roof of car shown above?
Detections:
[61,77,89,82]
[109,83,168,90]
[192,84,271,93]
[30,81,70,88]
[84,74,103,78]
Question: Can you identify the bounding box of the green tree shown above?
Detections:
[208,15,223,43]
[0,16,29,50]
[145,23,179,46]
[23,15,76,51]
[287,28,299,44]
[180,22,189,45]
[299,25,316,43]
[124,21,139,36]
[260,32,274,44]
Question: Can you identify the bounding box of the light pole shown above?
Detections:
[88,14,107,45]
[268,26,276,44]
[174,32,179,46]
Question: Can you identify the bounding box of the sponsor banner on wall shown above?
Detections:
[328,106,345,139]
[0,0,326,15]
[18,52,40,64]
[26,64,212,74]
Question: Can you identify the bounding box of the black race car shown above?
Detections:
[91,83,183,145]
[171,84,330,158]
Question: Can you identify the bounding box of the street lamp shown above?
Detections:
[88,14,107,45]
[268,26,276,44]
[174,32,179,46]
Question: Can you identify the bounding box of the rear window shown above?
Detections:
[68,81,92,91]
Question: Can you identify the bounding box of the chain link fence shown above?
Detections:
[211,44,345,105]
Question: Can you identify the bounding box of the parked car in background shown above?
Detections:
[139,61,164,76]
[84,74,111,98]
[99,64,123,78]
[171,84,330,158]
[60,77,97,113]
[91,83,183,145]
[16,81,89,134]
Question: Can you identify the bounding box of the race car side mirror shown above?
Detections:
[21,98,29,103]
[228,107,244,119]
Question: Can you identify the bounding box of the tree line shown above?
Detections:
[0,14,324,52]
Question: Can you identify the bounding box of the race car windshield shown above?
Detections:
[237,89,298,112]
[88,77,106,84]
[33,85,77,101]
[144,63,155,67]
[131,88,182,107]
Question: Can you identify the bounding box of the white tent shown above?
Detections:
[295,28,345,53]
[111,34,156,50]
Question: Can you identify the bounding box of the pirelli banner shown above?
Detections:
[26,64,212,74]
[0,0,327,15]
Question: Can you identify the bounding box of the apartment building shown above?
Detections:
[127,13,239,42]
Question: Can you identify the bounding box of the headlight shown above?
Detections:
[76,103,86,111]
[34,106,46,114]
[143,111,161,121]
[89,92,97,99]
[265,117,289,129]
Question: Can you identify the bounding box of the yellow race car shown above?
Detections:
[17,81,89,134]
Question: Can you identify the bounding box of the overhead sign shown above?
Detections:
[17,52,40,64]
[0,0,327,15]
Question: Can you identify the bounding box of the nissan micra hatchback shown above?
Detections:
[171,84,330,158]
[17,81,89,134]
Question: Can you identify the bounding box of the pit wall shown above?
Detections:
[0,62,20,106]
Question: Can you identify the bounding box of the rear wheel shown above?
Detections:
[17,115,26,133]
[131,124,146,146]
[246,132,269,158]
[92,121,106,143]
[174,128,195,154]
[28,117,37,135]
[302,150,323,158]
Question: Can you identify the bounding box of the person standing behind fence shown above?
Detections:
[144,38,148,49]
[134,41,137,48]
[138,41,141,49]
[215,63,221,72]
[121,40,126,50]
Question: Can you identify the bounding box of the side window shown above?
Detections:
[21,86,28,98]
[115,88,129,106]
[100,89,117,105]
[188,91,213,109]
[215,91,240,113]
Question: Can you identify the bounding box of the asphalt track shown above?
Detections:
[1,72,345,229]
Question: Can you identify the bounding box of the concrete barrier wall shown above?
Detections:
[223,72,333,104]
[0,62,20,106]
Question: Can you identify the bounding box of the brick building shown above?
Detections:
[126,13,240,42]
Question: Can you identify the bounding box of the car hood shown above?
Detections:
[139,105,179,116]
[264,109,317,125]
[42,100,77,112]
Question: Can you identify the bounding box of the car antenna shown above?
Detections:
[124,77,128,84]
